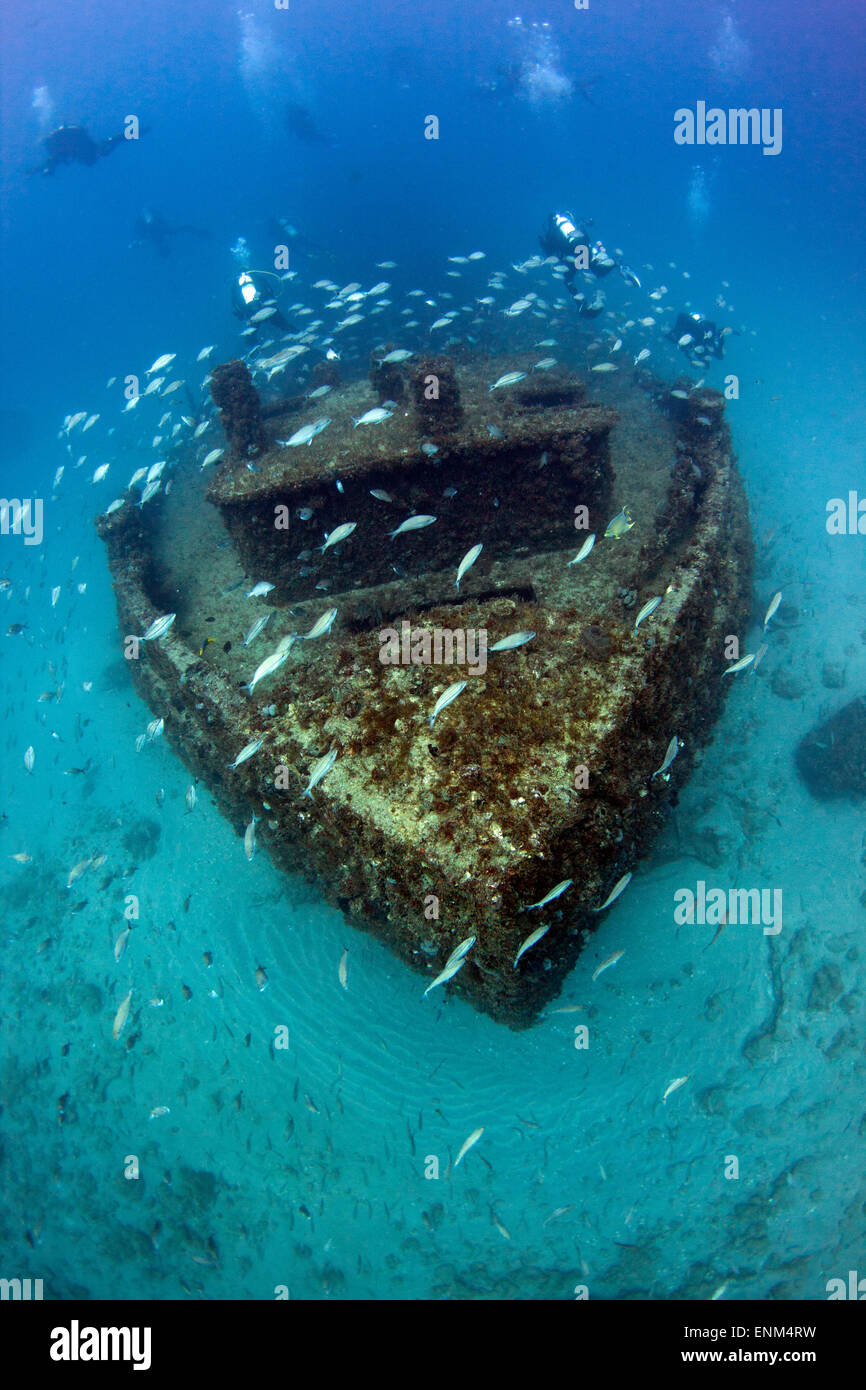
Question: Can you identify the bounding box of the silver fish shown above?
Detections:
[567,534,595,566]
[243,613,272,646]
[523,878,572,911]
[375,349,413,364]
[454,1126,484,1167]
[423,954,467,997]
[455,543,483,591]
[245,646,290,693]
[280,418,331,447]
[320,522,357,554]
[634,596,662,631]
[651,736,681,780]
[389,514,436,539]
[489,631,535,652]
[593,872,632,913]
[429,680,468,729]
[444,935,476,971]
[244,814,258,860]
[513,923,551,968]
[763,591,782,629]
[304,747,338,797]
[722,653,755,677]
[140,613,176,642]
[304,607,338,640]
[488,371,527,391]
[247,581,275,598]
[228,737,264,769]
[352,407,393,428]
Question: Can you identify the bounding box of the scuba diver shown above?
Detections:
[230,246,292,333]
[539,212,642,318]
[29,122,148,176]
[130,207,211,258]
[668,311,732,366]
[268,216,334,265]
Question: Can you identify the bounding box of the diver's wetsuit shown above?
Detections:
[539,212,626,317]
[31,124,145,176]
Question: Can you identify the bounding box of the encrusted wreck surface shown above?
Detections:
[96,353,753,1026]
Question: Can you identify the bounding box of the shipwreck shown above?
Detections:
[96,350,753,1025]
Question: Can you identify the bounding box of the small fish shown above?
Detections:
[634,596,662,631]
[146,353,175,375]
[487,425,503,439]
[763,591,782,629]
[375,349,413,364]
[523,879,572,911]
[146,717,164,742]
[488,371,527,391]
[185,784,197,812]
[114,928,130,962]
[245,646,291,693]
[304,747,339,797]
[281,418,331,447]
[752,642,768,673]
[369,488,395,503]
[633,348,651,365]
[66,856,92,889]
[228,737,264,769]
[140,613,176,642]
[389,514,436,540]
[430,316,453,330]
[604,506,634,539]
[320,522,357,554]
[662,1074,691,1104]
[591,363,618,373]
[201,448,224,468]
[506,299,531,315]
[112,988,133,1040]
[250,305,277,323]
[722,653,755,677]
[567,534,595,566]
[338,948,349,990]
[533,357,557,370]
[593,873,632,913]
[513,923,551,968]
[24,745,35,773]
[149,1106,170,1119]
[670,388,690,400]
[196,345,215,361]
[91,463,109,484]
[307,384,332,399]
[454,1127,484,1168]
[677,333,693,347]
[695,415,713,427]
[420,442,439,456]
[444,936,476,970]
[243,613,271,646]
[455,543,483,591]
[429,680,468,729]
[51,586,61,608]
[352,407,393,428]
[304,607,338,639]
[255,965,268,992]
[652,735,680,780]
[592,948,625,982]
[244,814,258,860]
[246,582,275,598]
[489,631,535,652]
[422,955,467,997]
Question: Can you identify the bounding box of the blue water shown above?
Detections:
[1,0,864,1300]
